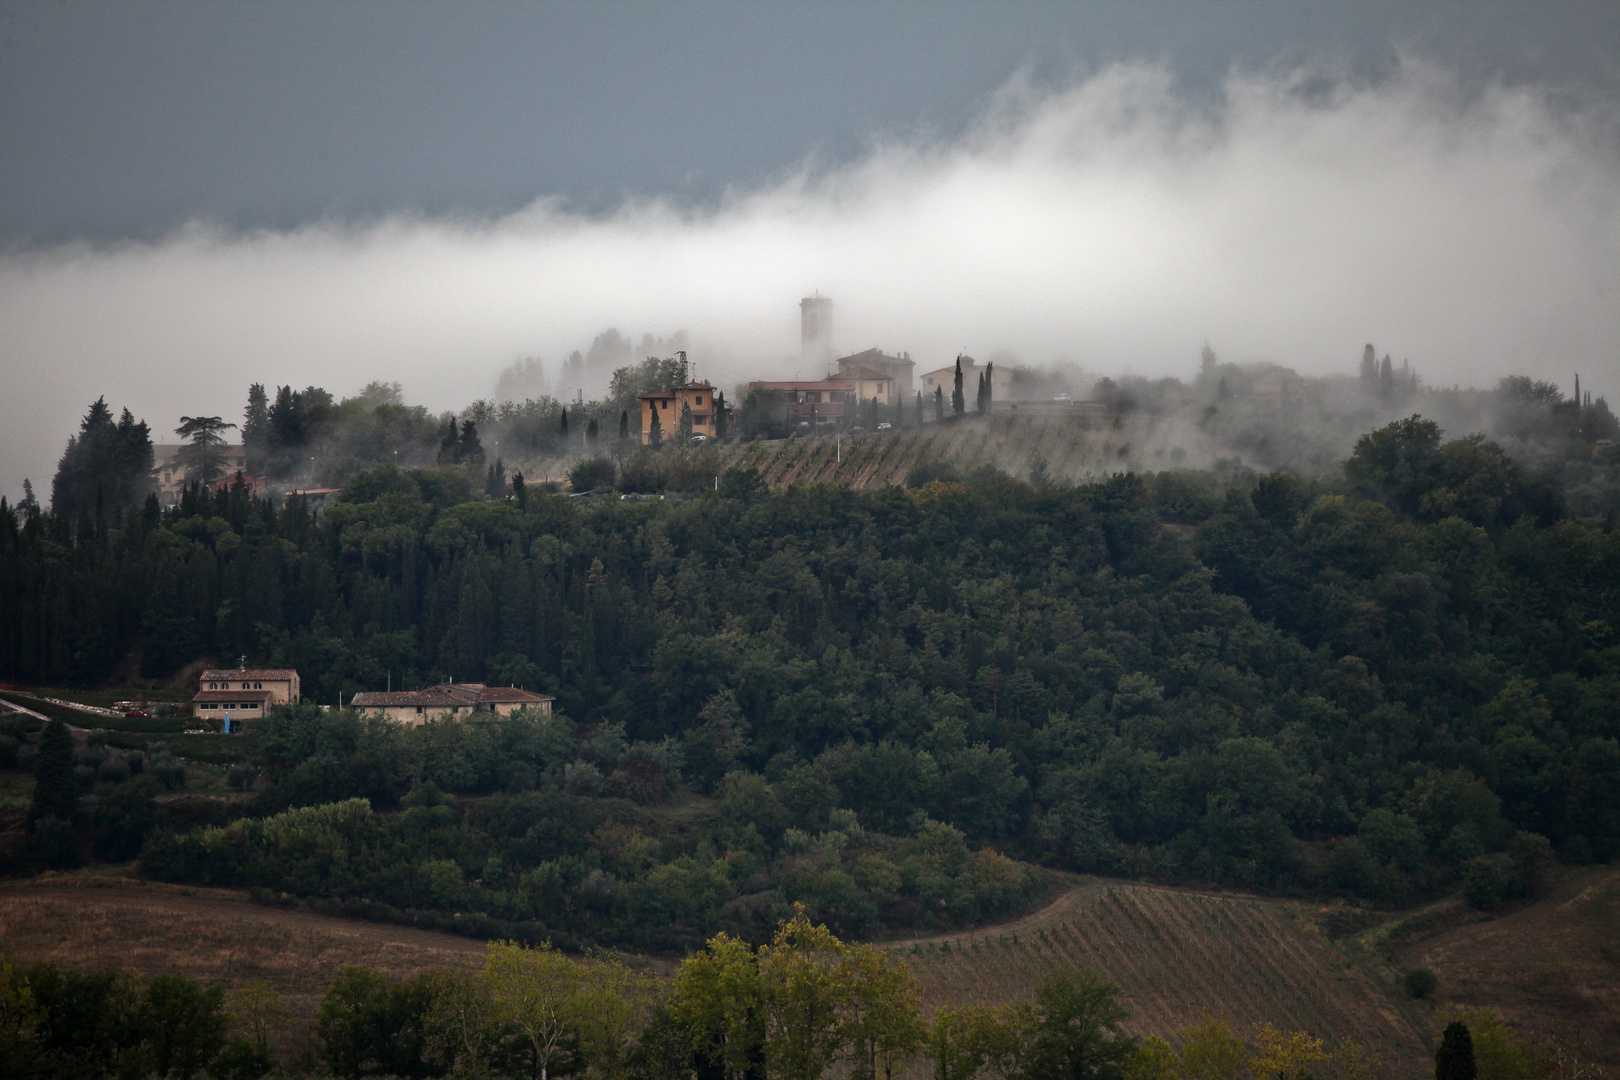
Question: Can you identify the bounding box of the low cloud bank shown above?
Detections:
[2,60,1617,500]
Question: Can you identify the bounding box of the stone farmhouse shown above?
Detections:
[190,665,301,730]
[349,682,555,725]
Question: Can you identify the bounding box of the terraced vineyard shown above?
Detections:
[716,409,1222,489]
[893,880,1435,1074]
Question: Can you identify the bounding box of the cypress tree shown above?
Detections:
[30,719,78,829]
[437,417,460,464]
[1436,1022,1476,1080]
[952,356,965,418]
[934,386,945,423]
[243,383,270,474]
[560,407,570,438]
[619,410,630,441]
[458,420,485,466]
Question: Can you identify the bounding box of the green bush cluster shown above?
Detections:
[0,961,257,1080]
[140,768,1041,952]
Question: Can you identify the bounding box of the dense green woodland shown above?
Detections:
[3,414,1620,949]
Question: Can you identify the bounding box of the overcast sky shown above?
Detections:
[1,2,1618,501]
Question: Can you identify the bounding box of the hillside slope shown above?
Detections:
[1398,867,1620,1071]
[895,878,1435,1075]
[526,410,1227,491]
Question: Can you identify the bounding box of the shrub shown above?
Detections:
[1403,966,1439,999]
[0,734,18,769]
[98,755,131,784]
[30,813,79,868]
[1506,832,1555,898]
[1462,857,1504,910]
[568,457,615,493]
[152,753,188,791]
[227,765,258,792]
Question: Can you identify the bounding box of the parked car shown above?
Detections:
[877,422,892,431]
[124,708,151,719]
[689,434,709,444]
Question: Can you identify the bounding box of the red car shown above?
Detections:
[124,708,151,719]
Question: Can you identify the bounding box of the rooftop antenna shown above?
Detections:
[239,655,246,670]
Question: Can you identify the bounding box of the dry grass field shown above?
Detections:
[0,873,486,1052]
[1397,866,1620,1072]
[893,878,1437,1075]
[6,867,1619,1074]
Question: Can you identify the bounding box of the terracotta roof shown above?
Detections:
[191,690,272,703]
[201,669,298,680]
[838,347,915,368]
[842,365,894,381]
[436,683,553,704]
[639,383,714,399]
[470,686,554,704]
[349,691,466,709]
[749,380,857,392]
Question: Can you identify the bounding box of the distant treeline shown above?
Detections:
[3,412,1619,920]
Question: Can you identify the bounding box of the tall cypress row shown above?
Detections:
[29,718,78,828]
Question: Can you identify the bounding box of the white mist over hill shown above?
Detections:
[1,61,1617,500]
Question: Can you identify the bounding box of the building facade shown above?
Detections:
[835,349,915,397]
[349,683,555,726]
[155,444,249,503]
[920,355,992,399]
[747,379,855,427]
[639,382,719,444]
[191,666,300,724]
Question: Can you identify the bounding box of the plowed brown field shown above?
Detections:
[719,411,1220,489]
[893,878,1436,1076]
